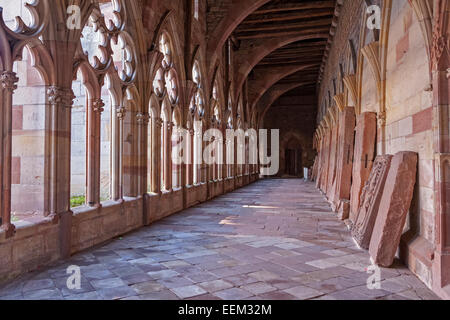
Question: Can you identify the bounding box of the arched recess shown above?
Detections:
[189,57,207,186]
[210,78,224,182]
[280,133,305,177]
[151,26,183,192]
[171,106,182,189]
[160,96,172,192]
[152,11,187,94]
[147,94,161,194]
[10,45,49,221]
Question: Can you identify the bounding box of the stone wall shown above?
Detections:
[314,0,450,299]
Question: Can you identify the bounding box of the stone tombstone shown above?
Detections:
[369,151,418,267]
[351,155,393,249]
[332,107,356,216]
[349,112,377,226]
[326,124,339,199]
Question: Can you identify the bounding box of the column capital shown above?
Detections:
[136,112,150,125]
[377,111,386,127]
[92,99,105,113]
[47,86,75,108]
[116,107,126,120]
[1,71,19,93]
[155,118,163,128]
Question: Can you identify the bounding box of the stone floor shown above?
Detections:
[0,179,440,300]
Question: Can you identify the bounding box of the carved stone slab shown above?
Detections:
[326,124,339,199]
[332,107,356,215]
[369,152,418,267]
[351,155,393,249]
[349,112,377,226]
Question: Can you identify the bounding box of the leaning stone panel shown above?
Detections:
[331,107,356,216]
[349,112,377,225]
[351,155,393,249]
[369,152,418,267]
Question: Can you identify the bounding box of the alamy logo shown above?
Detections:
[66,265,81,290]
[67,5,81,30]
[367,5,381,30]
[366,264,381,290]
[172,123,280,176]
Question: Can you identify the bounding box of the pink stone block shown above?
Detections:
[12,106,23,131]
[352,155,393,249]
[349,112,377,224]
[11,157,21,185]
[369,151,418,267]
[413,107,432,134]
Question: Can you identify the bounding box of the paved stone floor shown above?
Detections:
[0,179,440,300]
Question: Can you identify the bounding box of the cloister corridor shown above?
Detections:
[0,179,438,301]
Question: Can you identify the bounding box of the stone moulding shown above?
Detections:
[351,154,393,250]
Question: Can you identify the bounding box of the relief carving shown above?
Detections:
[351,155,393,249]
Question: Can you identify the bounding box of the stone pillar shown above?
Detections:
[163,121,173,191]
[111,106,123,201]
[47,86,75,216]
[87,99,104,207]
[152,118,162,194]
[0,71,18,238]
[137,112,149,195]
[349,112,377,225]
[187,128,194,186]
[332,107,356,216]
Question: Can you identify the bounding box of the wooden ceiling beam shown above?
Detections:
[235,17,333,33]
[235,27,331,40]
[240,9,334,25]
[253,1,336,15]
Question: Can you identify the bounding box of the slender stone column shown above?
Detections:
[152,119,162,194]
[165,121,173,191]
[112,107,126,200]
[136,112,149,195]
[87,99,104,207]
[0,71,18,238]
[47,86,75,217]
[187,128,194,186]
[194,129,201,184]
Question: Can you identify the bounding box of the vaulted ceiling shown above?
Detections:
[207,0,339,124]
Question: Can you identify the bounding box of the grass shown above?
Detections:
[70,196,86,208]
[11,214,20,222]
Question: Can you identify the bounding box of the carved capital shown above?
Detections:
[377,112,386,127]
[116,107,126,120]
[136,112,150,125]
[0,72,19,93]
[47,86,75,108]
[92,99,105,113]
[155,118,163,128]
